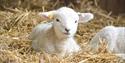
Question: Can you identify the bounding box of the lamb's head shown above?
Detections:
[39,7,94,39]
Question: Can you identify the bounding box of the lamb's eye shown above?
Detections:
[56,19,60,22]
[75,20,77,23]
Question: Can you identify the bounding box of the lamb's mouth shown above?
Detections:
[64,32,70,35]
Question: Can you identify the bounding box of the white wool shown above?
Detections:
[90,26,125,59]
[30,7,94,57]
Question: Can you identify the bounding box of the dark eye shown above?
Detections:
[75,20,77,23]
[56,19,60,22]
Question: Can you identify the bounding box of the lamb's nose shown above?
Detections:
[65,28,70,32]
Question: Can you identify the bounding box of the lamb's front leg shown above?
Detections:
[65,38,81,55]
[55,44,67,57]
[55,38,81,57]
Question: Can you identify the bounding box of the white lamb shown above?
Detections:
[30,7,94,57]
[90,26,125,59]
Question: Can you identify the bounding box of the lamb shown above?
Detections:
[90,26,125,59]
[30,7,94,57]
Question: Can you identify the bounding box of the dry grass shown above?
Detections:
[0,0,125,63]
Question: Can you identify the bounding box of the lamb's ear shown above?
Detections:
[78,13,94,23]
[38,11,56,20]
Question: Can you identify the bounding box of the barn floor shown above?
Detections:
[0,0,125,63]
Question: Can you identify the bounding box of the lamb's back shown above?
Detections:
[30,22,53,40]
